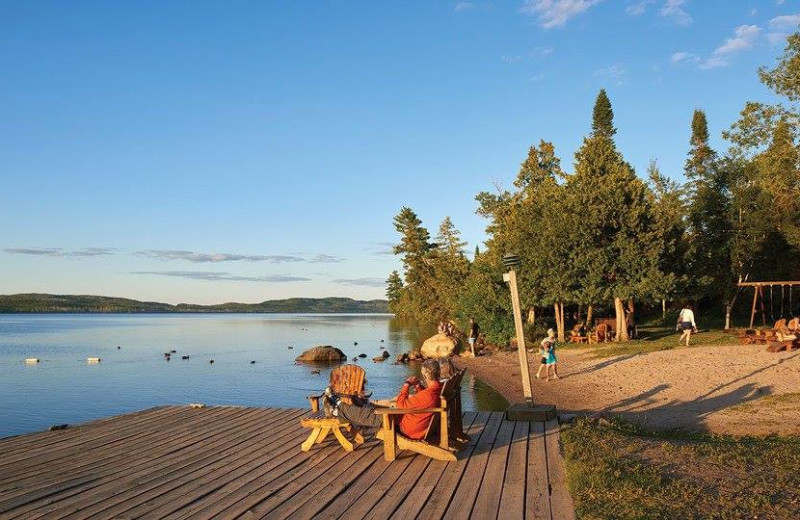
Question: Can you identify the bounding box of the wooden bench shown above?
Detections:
[373,368,469,462]
[301,364,369,452]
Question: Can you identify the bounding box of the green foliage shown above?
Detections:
[591,88,616,137]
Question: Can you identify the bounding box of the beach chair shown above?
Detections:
[373,368,468,462]
[300,364,369,452]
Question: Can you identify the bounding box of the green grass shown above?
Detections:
[561,326,740,359]
[561,417,800,519]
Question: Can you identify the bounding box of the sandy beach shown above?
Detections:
[454,343,800,436]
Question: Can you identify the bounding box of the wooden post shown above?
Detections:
[749,285,759,329]
[505,269,533,405]
[759,286,767,327]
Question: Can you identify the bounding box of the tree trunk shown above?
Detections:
[614,297,629,342]
[558,302,566,342]
[586,305,594,328]
[725,303,731,330]
[554,303,561,342]
[662,299,666,320]
[527,307,535,325]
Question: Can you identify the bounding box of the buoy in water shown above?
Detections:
[25,358,40,364]
[87,357,102,363]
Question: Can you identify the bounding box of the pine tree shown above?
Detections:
[385,271,404,314]
[592,89,616,137]
[684,109,731,304]
[392,207,439,321]
[432,217,470,319]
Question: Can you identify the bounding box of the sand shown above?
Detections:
[454,343,800,436]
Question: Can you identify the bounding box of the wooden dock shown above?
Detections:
[0,406,574,519]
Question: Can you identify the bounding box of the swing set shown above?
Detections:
[737,281,800,328]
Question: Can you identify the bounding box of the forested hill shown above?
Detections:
[0,294,390,314]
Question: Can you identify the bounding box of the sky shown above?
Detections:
[1,0,798,304]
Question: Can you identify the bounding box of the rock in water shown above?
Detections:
[295,345,347,363]
[395,353,409,364]
[420,333,460,359]
[381,350,390,359]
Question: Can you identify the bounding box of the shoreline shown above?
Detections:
[453,343,800,436]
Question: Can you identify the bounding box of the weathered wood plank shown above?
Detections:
[497,420,529,520]
[526,420,551,520]
[420,412,493,519]
[442,412,505,518]
[5,407,262,519]
[544,418,575,520]
[471,416,516,519]
[387,412,481,520]
[0,407,572,520]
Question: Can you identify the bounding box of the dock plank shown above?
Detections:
[0,406,574,520]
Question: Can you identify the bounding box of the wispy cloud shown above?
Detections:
[594,64,626,85]
[5,247,115,257]
[769,14,800,29]
[502,55,523,63]
[520,0,602,29]
[529,73,546,82]
[132,271,310,283]
[660,0,692,26]
[333,277,387,288]
[626,0,653,16]
[369,242,395,256]
[670,51,700,66]
[134,250,338,263]
[700,24,761,69]
[454,2,476,12]
[531,45,554,58]
[308,254,344,263]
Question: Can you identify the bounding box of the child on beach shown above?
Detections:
[536,328,559,381]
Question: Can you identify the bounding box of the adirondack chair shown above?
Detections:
[300,364,369,452]
[373,368,468,462]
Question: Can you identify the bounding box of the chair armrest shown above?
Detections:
[307,393,324,400]
[373,407,445,415]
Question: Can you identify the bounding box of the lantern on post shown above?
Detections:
[502,254,557,421]
[501,254,533,405]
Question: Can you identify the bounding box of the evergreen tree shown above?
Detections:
[592,89,616,137]
[392,207,440,321]
[385,271,404,314]
[684,109,731,305]
[432,217,470,319]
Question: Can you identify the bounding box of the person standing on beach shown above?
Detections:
[467,318,479,355]
[677,305,697,346]
[537,328,559,380]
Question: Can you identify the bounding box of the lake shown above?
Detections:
[0,314,508,438]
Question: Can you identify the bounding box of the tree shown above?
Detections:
[684,109,731,306]
[386,271,404,314]
[392,207,440,321]
[432,217,470,318]
[567,90,659,341]
[592,89,616,137]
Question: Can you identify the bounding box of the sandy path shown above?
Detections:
[454,343,800,436]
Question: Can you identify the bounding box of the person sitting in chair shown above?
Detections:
[330,359,442,440]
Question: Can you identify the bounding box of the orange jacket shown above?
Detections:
[396,380,442,440]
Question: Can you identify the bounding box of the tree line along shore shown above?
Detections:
[387,31,800,345]
[0,294,389,314]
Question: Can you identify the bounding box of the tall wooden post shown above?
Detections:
[749,285,759,329]
[504,269,533,405]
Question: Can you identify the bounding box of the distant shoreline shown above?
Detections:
[0,293,390,314]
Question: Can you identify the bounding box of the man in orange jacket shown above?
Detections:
[333,359,442,439]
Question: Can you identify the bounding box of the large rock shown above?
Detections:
[420,333,460,359]
[295,345,347,363]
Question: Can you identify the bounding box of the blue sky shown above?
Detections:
[1,0,798,304]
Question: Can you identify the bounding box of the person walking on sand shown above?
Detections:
[467,318,479,355]
[678,305,697,347]
[536,328,559,380]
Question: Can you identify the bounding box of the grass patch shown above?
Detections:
[561,327,739,359]
[561,417,800,519]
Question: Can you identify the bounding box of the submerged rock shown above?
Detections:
[295,345,347,363]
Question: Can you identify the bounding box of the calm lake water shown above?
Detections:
[0,314,508,438]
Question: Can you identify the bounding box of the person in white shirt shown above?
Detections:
[678,305,697,346]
